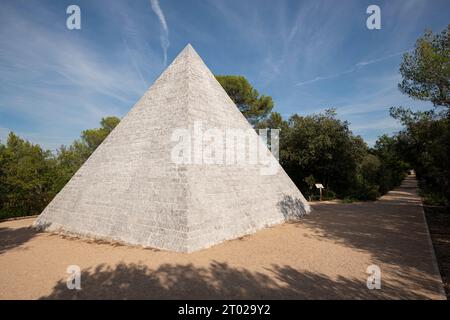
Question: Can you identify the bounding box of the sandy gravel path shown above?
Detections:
[0,176,445,299]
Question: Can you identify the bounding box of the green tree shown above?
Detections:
[54,116,121,190]
[399,25,450,110]
[386,25,450,205]
[373,134,408,194]
[0,133,57,218]
[354,154,382,200]
[256,112,288,131]
[81,116,120,153]
[52,141,90,192]
[0,117,121,219]
[389,107,449,204]
[0,142,7,214]
[215,75,274,125]
[280,109,368,198]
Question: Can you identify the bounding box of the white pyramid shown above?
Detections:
[34,44,311,252]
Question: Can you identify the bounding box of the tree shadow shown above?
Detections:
[40,261,432,300]
[277,195,309,220]
[0,226,39,255]
[300,210,429,272]
[292,177,444,296]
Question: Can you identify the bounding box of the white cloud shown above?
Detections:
[150,0,170,66]
[0,3,159,150]
[351,117,401,131]
[295,49,411,87]
[0,20,141,120]
[355,49,412,67]
[295,68,355,87]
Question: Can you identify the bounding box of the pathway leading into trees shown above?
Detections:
[0,175,445,299]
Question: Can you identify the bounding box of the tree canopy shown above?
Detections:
[0,117,120,219]
[215,75,274,125]
[389,106,449,204]
[258,109,405,200]
[399,25,450,110]
[0,133,57,217]
[387,25,450,205]
[81,116,120,152]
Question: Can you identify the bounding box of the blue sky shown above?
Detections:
[0,0,449,150]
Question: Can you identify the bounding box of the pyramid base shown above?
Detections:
[33,208,309,253]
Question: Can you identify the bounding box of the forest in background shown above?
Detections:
[0,26,448,219]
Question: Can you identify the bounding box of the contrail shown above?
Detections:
[295,49,412,87]
[355,49,412,67]
[295,68,355,86]
[150,0,169,66]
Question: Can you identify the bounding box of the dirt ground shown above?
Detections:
[0,176,445,299]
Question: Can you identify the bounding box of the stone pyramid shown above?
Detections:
[34,44,310,252]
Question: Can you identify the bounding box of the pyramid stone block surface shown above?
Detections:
[34,44,311,252]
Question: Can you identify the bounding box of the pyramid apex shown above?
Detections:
[166,43,204,71]
[179,43,197,56]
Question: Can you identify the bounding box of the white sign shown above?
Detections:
[315,184,324,189]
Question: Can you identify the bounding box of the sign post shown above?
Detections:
[315,183,324,201]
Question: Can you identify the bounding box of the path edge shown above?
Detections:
[0,215,38,223]
[418,190,447,299]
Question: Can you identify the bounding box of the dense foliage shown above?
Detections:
[215,75,274,125]
[388,107,449,205]
[0,133,57,218]
[257,110,407,201]
[54,116,120,190]
[399,25,449,110]
[389,25,450,205]
[0,117,119,219]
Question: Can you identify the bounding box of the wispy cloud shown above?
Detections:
[0,11,142,115]
[355,49,412,67]
[351,117,401,131]
[295,68,355,86]
[1,0,446,151]
[295,49,411,87]
[0,2,159,150]
[150,0,170,66]
[0,126,75,150]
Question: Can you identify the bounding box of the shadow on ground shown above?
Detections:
[294,176,443,298]
[424,205,450,298]
[3,176,442,299]
[40,261,432,300]
[277,195,309,219]
[302,177,428,270]
[0,226,39,255]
